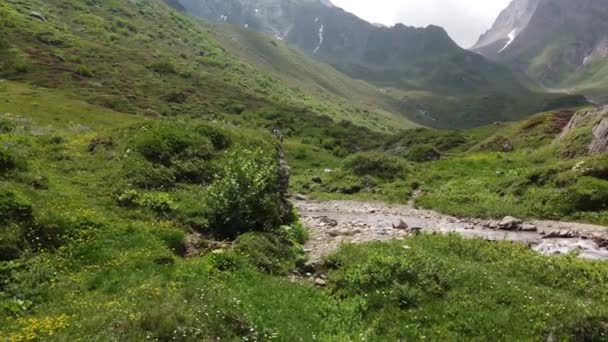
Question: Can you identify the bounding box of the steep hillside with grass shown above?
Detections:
[1,0,608,340]
[0,0,414,133]
[200,21,420,131]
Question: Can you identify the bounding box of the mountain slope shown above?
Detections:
[473,0,608,103]
[177,0,586,128]
[0,0,415,133]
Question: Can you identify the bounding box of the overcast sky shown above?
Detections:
[330,0,512,48]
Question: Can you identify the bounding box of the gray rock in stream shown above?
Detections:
[499,216,523,230]
[520,223,538,232]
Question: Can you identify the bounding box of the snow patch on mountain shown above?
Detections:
[313,24,324,54]
[498,29,517,53]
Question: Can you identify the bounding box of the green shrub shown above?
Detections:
[76,65,94,77]
[560,129,592,159]
[557,317,608,341]
[116,189,140,207]
[344,152,408,180]
[0,119,14,133]
[123,157,176,189]
[209,250,243,272]
[205,148,282,238]
[173,159,213,184]
[578,155,608,180]
[125,123,225,188]
[324,171,366,194]
[133,123,213,166]
[0,242,21,261]
[404,144,441,162]
[149,61,177,74]
[195,125,231,150]
[138,193,177,214]
[154,227,186,256]
[567,177,608,212]
[279,222,309,245]
[0,149,17,173]
[0,191,33,225]
[117,189,177,214]
[235,232,303,275]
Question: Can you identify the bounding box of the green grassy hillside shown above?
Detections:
[293,106,608,225]
[0,0,414,133]
[201,21,419,131]
[1,0,608,340]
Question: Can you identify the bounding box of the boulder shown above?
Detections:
[311,176,323,184]
[298,261,317,275]
[590,114,608,154]
[409,227,423,235]
[30,11,46,21]
[314,278,327,287]
[392,220,409,230]
[542,230,578,239]
[498,216,523,230]
[593,237,608,248]
[520,223,538,232]
[317,216,338,227]
[293,193,309,201]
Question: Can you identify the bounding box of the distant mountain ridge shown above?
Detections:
[473,0,608,103]
[175,0,585,128]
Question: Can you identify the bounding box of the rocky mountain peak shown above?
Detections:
[472,0,541,56]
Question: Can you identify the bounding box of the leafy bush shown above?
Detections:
[149,61,177,74]
[138,193,177,214]
[124,123,222,189]
[323,171,367,194]
[173,159,213,184]
[195,125,231,150]
[235,232,303,275]
[0,191,33,226]
[0,119,14,133]
[344,152,408,180]
[578,155,608,180]
[0,149,17,173]
[567,177,608,212]
[133,124,213,166]
[404,144,441,162]
[76,65,94,77]
[0,242,21,261]
[117,189,177,214]
[154,226,186,256]
[205,148,282,238]
[123,157,176,189]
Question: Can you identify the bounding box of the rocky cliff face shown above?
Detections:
[474,0,608,98]
[558,106,608,155]
[175,0,527,93]
[177,0,458,70]
[473,0,541,57]
[177,0,332,40]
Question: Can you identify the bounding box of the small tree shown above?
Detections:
[205,148,282,238]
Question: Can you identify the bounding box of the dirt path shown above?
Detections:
[295,199,608,263]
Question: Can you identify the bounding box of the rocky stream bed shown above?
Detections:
[295,199,608,263]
